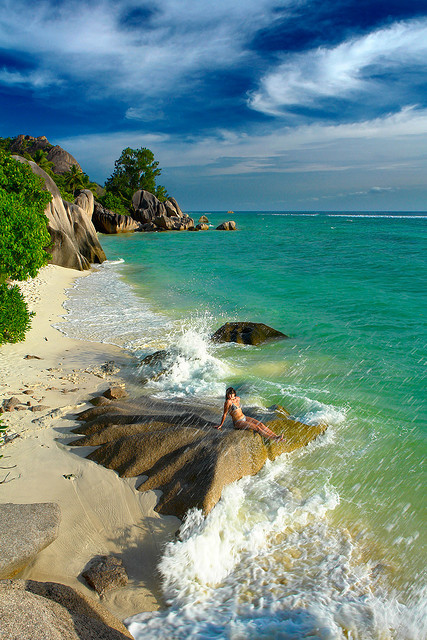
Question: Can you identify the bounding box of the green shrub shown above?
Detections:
[99,192,130,216]
[0,284,33,343]
[0,152,52,344]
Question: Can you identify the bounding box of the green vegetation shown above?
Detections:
[98,191,130,216]
[0,151,51,344]
[104,146,169,213]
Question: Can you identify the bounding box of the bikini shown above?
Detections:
[229,400,246,426]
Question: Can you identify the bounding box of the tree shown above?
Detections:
[104,147,168,210]
[62,164,86,193]
[0,152,51,343]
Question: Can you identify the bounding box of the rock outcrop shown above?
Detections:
[212,322,289,345]
[216,220,236,230]
[9,135,82,175]
[71,397,326,519]
[198,215,209,224]
[0,579,133,640]
[13,157,106,270]
[131,189,194,231]
[0,503,61,579]
[92,202,141,234]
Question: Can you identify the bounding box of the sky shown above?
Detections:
[1,0,427,211]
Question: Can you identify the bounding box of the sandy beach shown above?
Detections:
[0,264,180,622]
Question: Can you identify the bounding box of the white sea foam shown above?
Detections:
[127,455,424,639]
[141,315,230,398]
[54,260,170,350]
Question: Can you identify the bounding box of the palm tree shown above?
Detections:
[32,149,54,175]
[62,165,86,193]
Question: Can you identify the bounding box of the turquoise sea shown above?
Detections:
[61,212,426,639]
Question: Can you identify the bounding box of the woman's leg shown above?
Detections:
[243,416,283,441]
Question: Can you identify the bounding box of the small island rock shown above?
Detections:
[216,220,236,230]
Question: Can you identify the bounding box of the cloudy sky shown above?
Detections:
[1,0,427,210]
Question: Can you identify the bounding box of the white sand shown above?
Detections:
[0,264,179,622]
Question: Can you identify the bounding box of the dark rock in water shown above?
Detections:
[13,157,106,270]
[216,220,236,230]
[92,202,141,234]
[212,322,289,345]
[196,223,209,231]
[103,386,128,400]
[82,556,128,596]
[198,215,209,223]
[0,503,61,579]
[71,398,326,519]
[0,579,133,639]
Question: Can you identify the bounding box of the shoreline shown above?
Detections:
[0,264,180,622]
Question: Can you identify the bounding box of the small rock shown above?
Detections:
[15,406,27,411]
[22,390,34,395]
[103,386,128,400]
[82,556,128,596]
[30,405,50,412]
[24,355,43,360]
[3,397,21,412]
[100,361,120,375]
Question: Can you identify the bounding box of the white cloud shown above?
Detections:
[249,18,427,115]
[0,0,284,98]
[57,105,427,182]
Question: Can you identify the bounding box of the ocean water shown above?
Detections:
[60,212,426,639]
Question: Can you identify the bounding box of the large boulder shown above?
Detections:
[131,190,189,231]
[212,322,289,345]
[13,157,106,270]
[46,145,82,175]
[0,579,133,640]
[216,220,236,230]
[71,397,326,519]
[0,503,61,579]
[132,189,165,222]
[9,135,82,175]
[82,556,128,596]
[92,202,141,234]
[74,190,94,219]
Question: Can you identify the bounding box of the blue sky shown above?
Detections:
[1,0,427,210]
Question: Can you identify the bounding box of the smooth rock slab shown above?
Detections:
[82,556,128,596]
[71,398,326,519]
[0,579,133,640]
[0,503,61,579]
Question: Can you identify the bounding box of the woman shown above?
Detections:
[215,387,284,441]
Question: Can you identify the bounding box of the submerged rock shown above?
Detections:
[212,322,289,345]
[71,398,326,519]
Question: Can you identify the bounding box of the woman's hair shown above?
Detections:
[226,387,236,398]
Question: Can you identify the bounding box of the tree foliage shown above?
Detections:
[105,147,168,210]
[0,152,51,282]
[0,152,51,344]
[0,284,33,344]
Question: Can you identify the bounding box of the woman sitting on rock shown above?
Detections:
[215,387,283,441]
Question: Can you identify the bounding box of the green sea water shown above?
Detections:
[64,212,426,638]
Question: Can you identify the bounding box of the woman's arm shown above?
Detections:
[214,401,229,430]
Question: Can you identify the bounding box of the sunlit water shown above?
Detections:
[59,212,426,639]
